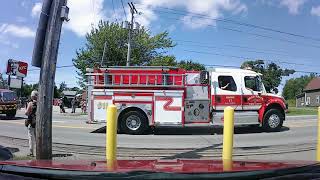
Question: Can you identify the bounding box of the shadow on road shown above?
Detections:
[163,143,223,159]
[91,126,290,135]
[0,115,26,121]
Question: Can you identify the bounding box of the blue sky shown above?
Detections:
[1,0,320,92]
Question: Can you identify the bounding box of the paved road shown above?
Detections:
[0,110,317,160]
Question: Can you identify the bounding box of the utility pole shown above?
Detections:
[35,0,69,160]
[100,41,108,66]
[126,2,138,66]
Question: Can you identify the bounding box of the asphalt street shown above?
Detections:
[0,109,317,161]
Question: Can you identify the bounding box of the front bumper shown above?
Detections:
[0,104,17,113]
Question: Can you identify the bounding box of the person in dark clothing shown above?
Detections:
[25,90,38,157]
[59,97,65,113]
[71,97,76,113]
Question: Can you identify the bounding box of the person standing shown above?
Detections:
[59,97,65,113]
[71,97,76,113]
[25,90,38,157]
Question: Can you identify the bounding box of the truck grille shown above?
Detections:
[0,104,17,111]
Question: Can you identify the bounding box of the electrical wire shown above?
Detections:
[153,13,320,49]
[135,5,320,42]
[121,0,128,20]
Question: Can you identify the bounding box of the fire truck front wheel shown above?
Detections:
[262,109,284,132]
[119,111,149,135]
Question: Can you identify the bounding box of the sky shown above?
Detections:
[0,0,320,93]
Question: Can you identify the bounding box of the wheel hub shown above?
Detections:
[126,115,141,131]
[268,114,280,128]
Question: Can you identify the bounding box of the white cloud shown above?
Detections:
[16,16,27,23]
[135,0,247,29]
[280,0,307,15]
[64,0,105,37]
[0,36,19,49]
[31,2,42,18]
[0,24,35,38]
[311,5,320,16]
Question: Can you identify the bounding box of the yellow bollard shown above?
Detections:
[106,104,117,170]
[317,107,320,161]
[222,106,234,171]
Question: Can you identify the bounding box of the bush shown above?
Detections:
[286,99,296,107]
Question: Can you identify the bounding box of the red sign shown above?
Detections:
[6,59,28,78]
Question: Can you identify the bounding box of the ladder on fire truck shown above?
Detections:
[86,66,187,88]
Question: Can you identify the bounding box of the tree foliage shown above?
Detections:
[282,74,316,100]
[149,56,205,71]
[73,21,176,86]
[241,60,295,92]
[73,21,205,87]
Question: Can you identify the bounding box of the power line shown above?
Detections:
[111,0,118,22]
[181,49,313,67]
[137,5,320,42]
[175,41,314,67]
[121,0,128,20]
[28,65,74,72]
[154,13,320,49]
[26,62,319,76]
[175,39,309,58]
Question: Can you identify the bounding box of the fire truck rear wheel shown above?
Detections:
[262,109,284,132]
[119,111,149,135]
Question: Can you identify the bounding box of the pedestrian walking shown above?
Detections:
[81,100,87,113]
[71,97,76,113]
[59,97,65,113]
[25,90,38,157]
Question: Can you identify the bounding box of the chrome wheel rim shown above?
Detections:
[126,115,141,131]
[268,114,280,128]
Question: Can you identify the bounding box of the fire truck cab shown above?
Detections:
[86,66,286,134]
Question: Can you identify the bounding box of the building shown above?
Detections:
[296,77,320,107]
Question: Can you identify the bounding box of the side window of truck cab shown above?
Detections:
[244,76,262,92]
[218,76,237,91]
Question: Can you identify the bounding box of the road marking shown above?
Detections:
[0,121,96,130]
[52,121,65,123]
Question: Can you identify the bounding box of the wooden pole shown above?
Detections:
[36,0,67,160]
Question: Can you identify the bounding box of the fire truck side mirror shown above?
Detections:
[200,71,209,85]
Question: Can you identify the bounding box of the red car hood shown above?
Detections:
[0,159,316,173]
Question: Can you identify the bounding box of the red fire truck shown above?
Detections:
[86,66,286,134]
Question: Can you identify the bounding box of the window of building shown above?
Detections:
[317,96,320,104]
[244,76,262,92]
[218,76,237,91]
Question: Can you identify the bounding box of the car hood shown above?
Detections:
[0,159,316,173]
[265,93,283,99]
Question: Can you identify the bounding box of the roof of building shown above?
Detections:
[62,90,77,96]
[296,93,305,98]
[304,77,320,91]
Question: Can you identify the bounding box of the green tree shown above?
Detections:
[73,21,175,87]
[149,56,205,71]
[59,82,67,93]
[282,74,316,100]
[177,60,205,71]
[241,60,295,92]
[54,85,60,98]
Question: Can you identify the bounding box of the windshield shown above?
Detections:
[1,92,17,102]
[0,0,318,179]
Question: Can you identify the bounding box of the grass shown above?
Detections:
[12,155,34,160]
[287,106,318,116]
